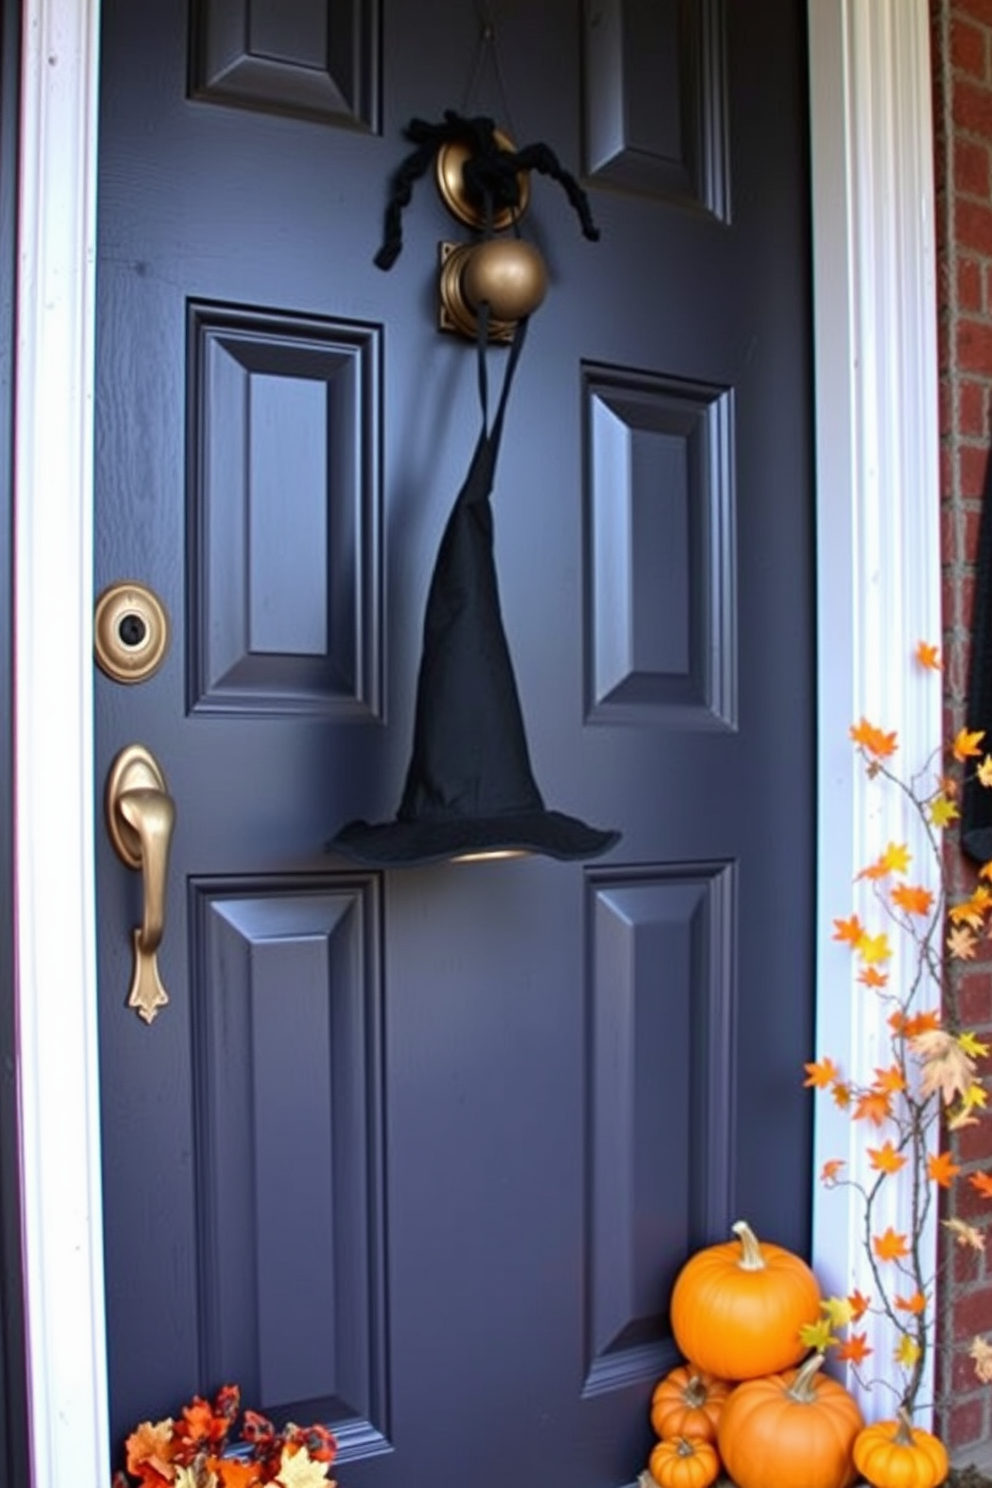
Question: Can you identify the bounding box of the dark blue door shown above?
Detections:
[94,3,815,1485]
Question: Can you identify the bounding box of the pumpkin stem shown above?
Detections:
[785,1351,826,1403]
[731,1219,767,1271]
[674,1438,696,1457]
[683,1375,707,1408]
[894,1408,916,1447]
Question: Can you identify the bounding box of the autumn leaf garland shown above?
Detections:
[112,1385,338,1488]
[804,643,992,1420]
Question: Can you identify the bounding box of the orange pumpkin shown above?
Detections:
[648,1436,720,1488]
[650,1365,732,1444]
[852,1411,949,1488]
[670,1220,820,1379]
[716,1352,863,1488]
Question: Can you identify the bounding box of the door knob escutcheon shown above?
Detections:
[106,744,175,1024]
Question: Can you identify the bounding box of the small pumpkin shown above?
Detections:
[670,1220,821,1379]
[716,1351,863,1488]
[650,1365,732,1444]
[648,1436,720,1488]
[852,1410,949,1488]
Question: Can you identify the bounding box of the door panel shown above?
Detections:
[95,2,815,1484]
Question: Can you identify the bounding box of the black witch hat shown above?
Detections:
[329,114,619,868]
[329,307,620,868]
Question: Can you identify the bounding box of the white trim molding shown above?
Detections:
[13,1,108,1484]
[11,0,941,1480]
[808,0,942,1422]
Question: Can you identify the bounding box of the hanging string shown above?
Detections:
[461,2,517,142]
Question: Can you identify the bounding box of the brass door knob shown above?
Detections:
[439,237,548,341]
[105,744,175,1024]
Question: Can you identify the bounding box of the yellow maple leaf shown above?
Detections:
[804,1057,840,1089]
[943,1217,986,1251]
[895,1335,921,1368]
[873,1227,910,1261]
[955,728,987,762]
[276,1446,333,1488]
[959,1031,991,1059]
[978,756,992,788]
[912,1028,977,1104]
[821,1295,855,1329]
[799,1317,836,1353]
[971,1337,992,1383]
[881,842,911,873]
[949,888,992,928]
[868,1141,907,1174]
[916,641,941,670]
[850,719,898,757]
[858,932,892,965]
[928,1149,961,1188]
[947,925,978,960]
[930,795,960,828]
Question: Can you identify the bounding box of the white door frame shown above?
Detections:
[11,1,941,1481]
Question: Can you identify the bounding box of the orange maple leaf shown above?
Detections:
[874,1064,907,1094]
[954,728,987,762]
[835,1331,873,1364]
[832,1082,852,1110]
[891,883,934,916]
[980,861,992,883]
[890,1009,941,1038]
[848,1288,871,1321]
[805,1058,840,1089]
[859,966,889,988]
[916,641,941,671]
[895,1291,927,1314]
[968,1172,992,1199]
[821,1158,846,1184]
[873,1227,910,1261]
[928,1150,962,1188]
[949,888,992,928]
[855,1088,892,1126]
[850,719,898,758]
[833,914,865,945]
[868,1141,907,1173]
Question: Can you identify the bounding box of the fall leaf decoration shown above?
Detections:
[113,1386,338,1488]
[805,645,992,1419]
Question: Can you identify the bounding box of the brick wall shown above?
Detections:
[933,0,992,1457]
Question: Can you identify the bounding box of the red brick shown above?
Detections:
[954,76,992,138]
[945,1393,985,1447]
[964,500,985,560]
[959,376,991,435]
[959,440,991,490]
[957,966,992,1024]
[960,253,986,313]
[952,1284,992,1339]
[957,193,992,257]
[954,16,990,79]
[941,441,956,499]
[958,136,992,198]
[957,0,992,32]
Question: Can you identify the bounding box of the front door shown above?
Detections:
[94,3,815,1484]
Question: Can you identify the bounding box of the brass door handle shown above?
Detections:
[106,744,176,1024]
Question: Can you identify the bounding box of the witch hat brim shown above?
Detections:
[328,315,619,869]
